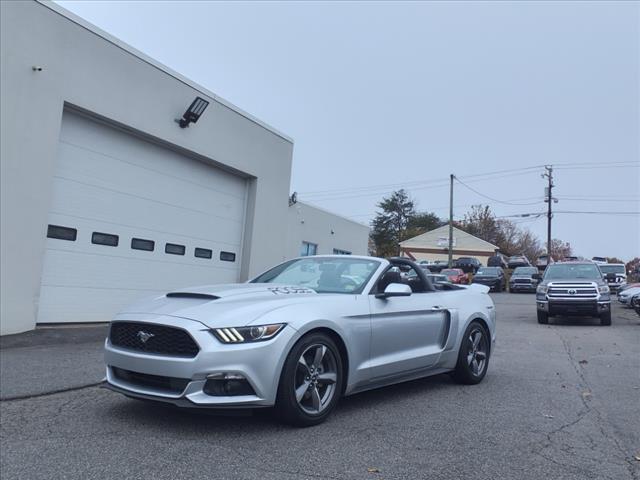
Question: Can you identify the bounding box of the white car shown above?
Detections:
[104,255,496,426]
[618,286,640,306]
[598,263,627,291]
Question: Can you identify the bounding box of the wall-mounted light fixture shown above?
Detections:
[176,96,209,128]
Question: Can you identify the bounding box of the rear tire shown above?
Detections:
[453,321,490,385]
[600,311,612,326]
[275,332,343,427]
[537,311,549,324]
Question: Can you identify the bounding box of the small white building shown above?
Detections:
[400,224,498,266]
[287,201,370,259]
[0,1,368,335]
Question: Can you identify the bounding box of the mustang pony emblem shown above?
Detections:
[136,330,155,343]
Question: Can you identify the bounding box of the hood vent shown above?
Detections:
[166,292,219,300]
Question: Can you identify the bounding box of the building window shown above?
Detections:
[47,225,77,241]
[333,249,352,255]
[165,243,185,255]
[131,238,154,251]
[300,241,318,257]
[92,232,119,247]
[195,247,212,259]
[220,251,236,262]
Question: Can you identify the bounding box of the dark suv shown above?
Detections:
[536,262,611,325]
[509,266,539,293]
[454,257,481,274]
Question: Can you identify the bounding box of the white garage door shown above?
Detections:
[37,110,248,324]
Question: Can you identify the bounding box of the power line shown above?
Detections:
[554,210,640,215]
[298,161,639,198]
[453,176,543,206]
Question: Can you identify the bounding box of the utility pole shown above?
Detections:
[448,174,454,267]
[543,166,554,259]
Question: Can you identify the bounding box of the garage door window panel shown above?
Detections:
[165,243,186,255]
[47,225,77,241]
[92,232,119,247]
[131,238,155,251]
[195,248,212,259]
[220,251,236,262]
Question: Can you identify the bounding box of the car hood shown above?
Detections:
[116,283,319,328]
[474,275,499,280]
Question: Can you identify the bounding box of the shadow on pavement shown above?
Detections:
[102,373,459,430]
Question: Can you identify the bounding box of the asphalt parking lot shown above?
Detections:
[1,294,639,480]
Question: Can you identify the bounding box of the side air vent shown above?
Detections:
[166,292,219,300]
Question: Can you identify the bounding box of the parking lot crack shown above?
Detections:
[553,328,639,479]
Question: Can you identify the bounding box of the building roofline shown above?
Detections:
[40,0,293,144]
[293,201,370,229]
[399,223,499,250]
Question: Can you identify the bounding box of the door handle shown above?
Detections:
[431,306,444,311]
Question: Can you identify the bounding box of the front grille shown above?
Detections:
[109,322,199,357]
[112,367,189,394]
[548,282,597,299]
[513,279,532,284]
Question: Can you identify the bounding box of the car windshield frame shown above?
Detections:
[543,263,603,281]
[476,267,500,276]
[513,267,538,275]
[441,269,461,276]
[250,257,382,294]
[599,265,625,274]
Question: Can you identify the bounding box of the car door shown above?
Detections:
[368,266,450,381]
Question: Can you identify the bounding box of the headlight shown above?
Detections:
[212,324,285,344]
[537,285,548,294]
[598,285,610,294]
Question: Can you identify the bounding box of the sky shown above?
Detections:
[56,0,639,261]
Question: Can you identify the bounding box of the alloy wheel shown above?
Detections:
[466,328,488,376]
[294,343,338,415]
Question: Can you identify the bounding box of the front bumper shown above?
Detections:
[536,299,610,316]
[510,282,536,292]
[473,279,499,288]
[104,315,297,408]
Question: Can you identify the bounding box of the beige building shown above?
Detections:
[400,224,498,266]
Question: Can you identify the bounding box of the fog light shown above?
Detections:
[206,372,245,380]
[204,373,256,396]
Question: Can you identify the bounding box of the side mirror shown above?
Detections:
[532,273,542,281]
[605,273,616,282]
[376,283,412,299]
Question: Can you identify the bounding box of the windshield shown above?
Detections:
[477,267,499,275]
[513,267,538,275]
[599,265,625,275]
[427,274,448,282]
[543,263,602,281]
[441,269,459,276]
[251,257,381,294]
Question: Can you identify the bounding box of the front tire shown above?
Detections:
[453,321,490,385]
[537,311,549,324]
[275,333,343,427]
[600,311,612,326]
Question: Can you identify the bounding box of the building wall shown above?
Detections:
[286,202,370,261]
[0,1,293,334]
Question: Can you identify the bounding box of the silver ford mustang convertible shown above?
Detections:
[105,255,496,426]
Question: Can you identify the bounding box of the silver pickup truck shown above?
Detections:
[535,261,611,326]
